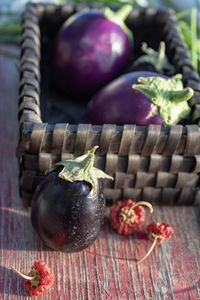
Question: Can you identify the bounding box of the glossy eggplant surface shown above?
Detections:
[31,169,105,252]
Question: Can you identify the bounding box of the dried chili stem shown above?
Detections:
[138,236,158,263]
[8,266,36,281]
[119,201,153,222]
[131,201,153,213]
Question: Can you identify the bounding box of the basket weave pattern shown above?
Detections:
[18,3,200,206]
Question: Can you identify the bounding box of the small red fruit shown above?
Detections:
[138,222,174,263]
[9,260,54,297]
[109,200,153,235]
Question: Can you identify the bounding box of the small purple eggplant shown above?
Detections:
[31,146,113,252]
[52,5,133,100]
[124,41,175,75]
[85,72,193,126]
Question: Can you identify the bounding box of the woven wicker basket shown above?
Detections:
[17,3,200,207]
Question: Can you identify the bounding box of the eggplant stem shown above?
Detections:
[104,5,133,43]
[131,201,153,213]
[8,266,36,281]
[88,145,99,154]
[115,5,133,22]
[138,236,158,263]
[158,41,165,62]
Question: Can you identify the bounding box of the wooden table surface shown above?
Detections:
[0,47,200,300]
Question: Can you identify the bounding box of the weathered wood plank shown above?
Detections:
[0,51,200,300]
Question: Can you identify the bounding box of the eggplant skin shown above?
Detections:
[31,169,105,252]
[52,10,132,100]
[124,61,156,73]
[85,71,166,126]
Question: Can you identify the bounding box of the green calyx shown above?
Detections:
[104,5,133,44]
[132,74,194,126]
[55,146,113,195]
[136,41,175,75]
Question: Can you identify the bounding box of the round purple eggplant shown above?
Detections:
[124,42,175,75]
[31,146,113,252]
[52,5,133,100]
[125,61,156,73]
[85,72,193,126]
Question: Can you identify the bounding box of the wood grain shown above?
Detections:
[0,50,200,300]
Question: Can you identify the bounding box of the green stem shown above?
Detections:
[136,42,175,75]
[104,5,133,43]
[191,7,198,70]
[114,4,133,21]
[157,41,165,63]
[89,145,99,155]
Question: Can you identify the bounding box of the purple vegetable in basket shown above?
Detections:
[124,42,175,75]
[52,5,133,100]
[85,72,193,126]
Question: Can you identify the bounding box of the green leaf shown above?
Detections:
[191,7,198,70]
[177,8,200,73]
[55,146,113,195]
[132,74,193,126]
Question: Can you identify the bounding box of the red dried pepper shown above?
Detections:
[138,221,174,263]
[109,199,153,235]
[9,260,54,297]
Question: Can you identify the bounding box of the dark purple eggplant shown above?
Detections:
[124,41,175,75]
[125,61,156,73]
[85,72,193,126]
[31,146,113,252]
[51,5,133,100]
